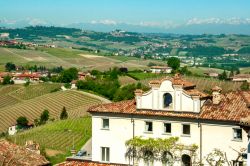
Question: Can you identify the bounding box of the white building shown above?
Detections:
[150,66,172,74]
[88,74,249,166]
[8,125,17,135]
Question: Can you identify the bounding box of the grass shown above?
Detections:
[128,72,170,80]
[140,75,242,93]
[0,90,101,132]
[108,56,139,62]
[118,76,137,86]
[187,67,225,76]
[8,116,91,165]
[9,83,62,100]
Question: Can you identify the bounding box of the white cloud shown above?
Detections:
[186,17,250,25]
[91,19,117,25]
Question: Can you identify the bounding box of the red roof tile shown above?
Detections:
[88,91,250,123]
[0,139,49,166]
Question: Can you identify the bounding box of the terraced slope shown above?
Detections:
[9,117,91,164]
[0,90,101,132]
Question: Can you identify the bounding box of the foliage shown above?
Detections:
[16,116,29,128]
[238,47,250,54]
[125,136,198,165]
[58,67,78,83]
[205,149,228,166]
[218,70,227,80]
[60,107,68,120]
[147,62,157,67]
[167,57,180,70]
[2,75,13,85]
[240,81,249,91]
[5,62,16,72]
[113,83,149,102]
[40,109,50,124]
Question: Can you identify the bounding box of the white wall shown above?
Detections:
[136,80,201,112]
[92,114,247,165]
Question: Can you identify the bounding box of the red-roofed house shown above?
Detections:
[87,74,248,166]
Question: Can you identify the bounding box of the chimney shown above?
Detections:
[134,89,143,97]
[212,86,222,104]
[134,89,143,109]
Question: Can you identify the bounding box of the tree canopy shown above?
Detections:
[167,57,180,70]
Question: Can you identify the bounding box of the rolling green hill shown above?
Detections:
[8,116,91,164]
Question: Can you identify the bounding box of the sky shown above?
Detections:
[0,0,250,33]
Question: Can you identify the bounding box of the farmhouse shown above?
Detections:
[12,72,41,84]
[150,66,172,74]
[204,70,219,78]
[87,74,249,166]
[232,74,250,83]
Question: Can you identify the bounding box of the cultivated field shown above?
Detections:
[0,90,102,132]
[8,116,91,164]
[0,47,164,71]
[139,75,242,93]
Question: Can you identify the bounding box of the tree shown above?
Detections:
[240,81,249,91]
[16,116,28,128]
[218,70,227,80]
[40,109,50,124]
[60,106,68,120]
[5,62,16,72]
[2,75,13,85]
[59,67,78,83]
[167,57,180,70]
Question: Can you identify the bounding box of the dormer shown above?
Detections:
[135,75,209,113]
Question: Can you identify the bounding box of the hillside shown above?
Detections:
[0,87,102,132]
[0,47,163,71]
[8,116,91,164]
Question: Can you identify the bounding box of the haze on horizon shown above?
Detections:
[0,0,250,34]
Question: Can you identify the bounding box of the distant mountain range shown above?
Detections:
[1,19,250,35]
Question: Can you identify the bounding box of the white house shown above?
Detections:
[88,74,249,166]
[150,66,172,74]
[8,125,17,135]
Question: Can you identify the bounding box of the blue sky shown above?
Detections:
[1,0,249,25]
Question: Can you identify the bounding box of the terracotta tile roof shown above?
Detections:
[184,89,209,98]
[0,139,50,166]
[88,91,250,123]
[57,161,127,166]
[149,76,196,89]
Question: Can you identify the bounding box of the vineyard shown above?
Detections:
[140,75,242,93]
[8,117,91,164]
[0,90,102,132]
[9,83,62,100]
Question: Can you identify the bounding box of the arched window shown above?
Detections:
[162,151,173,166]
[143,150,154,166]
[163,93,173,108]
[182,154,191,166]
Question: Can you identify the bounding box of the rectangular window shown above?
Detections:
[163,123,171,134]
[233,128,242,140]
[232,161,243,166]
[102,118,109,129]
[182,124,190,135]
[101,147,110,162]
[145,121,153,132]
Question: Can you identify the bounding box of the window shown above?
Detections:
[182,154,191,166]
[233,128,242,140]
[163,123,171,134]
[101,147,110,162]
[163,93,173,108]
[102,118,109,129]
[182,124,190,135]
[145,121,153,132]
[232,161,243,166]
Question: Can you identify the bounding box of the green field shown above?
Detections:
[140,75,242,93]
[0,83,102,133]
[8,117,91,164]
[128,72,170,80]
